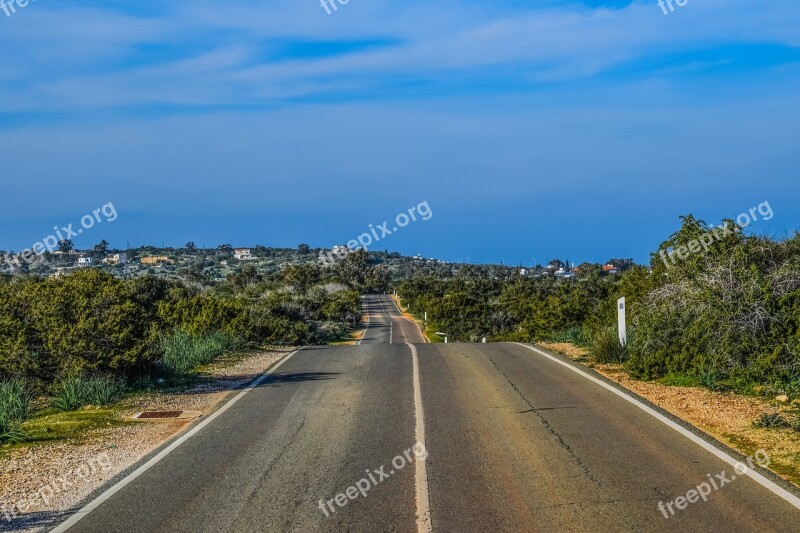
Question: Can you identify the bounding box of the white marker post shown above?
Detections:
[618,297,627,347]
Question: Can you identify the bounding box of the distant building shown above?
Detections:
[234,248,254,260]
[77,257,93,267]
[140,256,171,265]
[104,253,127,265]
[554,267,575,279]
[602,264,620,275]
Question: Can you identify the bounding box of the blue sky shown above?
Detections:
[0,0,798,265]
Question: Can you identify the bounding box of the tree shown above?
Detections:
[228,265,262,290]
[185,242,197,252]
[58,239,74,253]
[94,240,110,254]
[297,243,312,254]
[607,258,635,272]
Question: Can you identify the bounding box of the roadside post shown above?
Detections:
[618,297,627,347]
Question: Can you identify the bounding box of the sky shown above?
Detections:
[0,0,798,265]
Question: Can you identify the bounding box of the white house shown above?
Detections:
[234,248,254,260]
[77,257,93,267]
[105,253,127,265]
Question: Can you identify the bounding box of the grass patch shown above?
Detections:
[0,378,34,443]
[658,373,703,387]
[425,326,445,343]
[160,331,242,376]
[590,326,628,364]
[0,407,132,455]
[50,375,127,412]
[545,326,592,347]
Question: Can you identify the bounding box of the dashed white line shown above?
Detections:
[407,342,432,532]
[377,297,393,344]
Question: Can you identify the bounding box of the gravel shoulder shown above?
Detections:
[0,347,294,533]
[539,342,800,488]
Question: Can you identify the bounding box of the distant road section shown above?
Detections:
[358,294,427,345]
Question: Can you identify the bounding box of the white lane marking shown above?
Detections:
[514,343,800,510]
[378,297,393,344]
[52,348,304,532]
[408,343,432,532]
[358,299,371,345]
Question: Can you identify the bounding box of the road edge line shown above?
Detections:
[391,295,428,343]
[51,348,304,532]
[408,343,433,532]
[513,342,800,510]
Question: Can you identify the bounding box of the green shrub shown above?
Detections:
[159,331,241,376]
[0,378,33,442]
[699,366,727,391]
[752,412,789,429]
[546,326,592,346]
[590,326,629,363]
[50,374,126,411]
[658,373,702,387]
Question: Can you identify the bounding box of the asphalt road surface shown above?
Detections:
[54,295,800,532]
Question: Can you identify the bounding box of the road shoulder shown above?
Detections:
[536,341,800,491]
[0,348,295,533]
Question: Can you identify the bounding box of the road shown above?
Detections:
[358,294,427,345]
[55,295,800,532]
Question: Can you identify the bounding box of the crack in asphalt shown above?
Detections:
[487,355,602,487]
[243,417,308,511]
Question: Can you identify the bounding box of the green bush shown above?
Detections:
[546,326,592,346]
[0,378,34,442]
[159,331,240,376]
[50,374,126,411]
[699,366,726,391]
[591,326,629,364]
[752,412,789,429]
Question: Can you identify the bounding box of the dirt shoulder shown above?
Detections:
[538,342,800,488]
[0,347,294,532]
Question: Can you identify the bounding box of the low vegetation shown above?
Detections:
[0,378,33,442]
[50,375,126,412]
[159,331,242,376]
[398,217,800,405]
[0,250,394,442]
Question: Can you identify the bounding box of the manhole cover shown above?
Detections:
[134,411,183,419]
